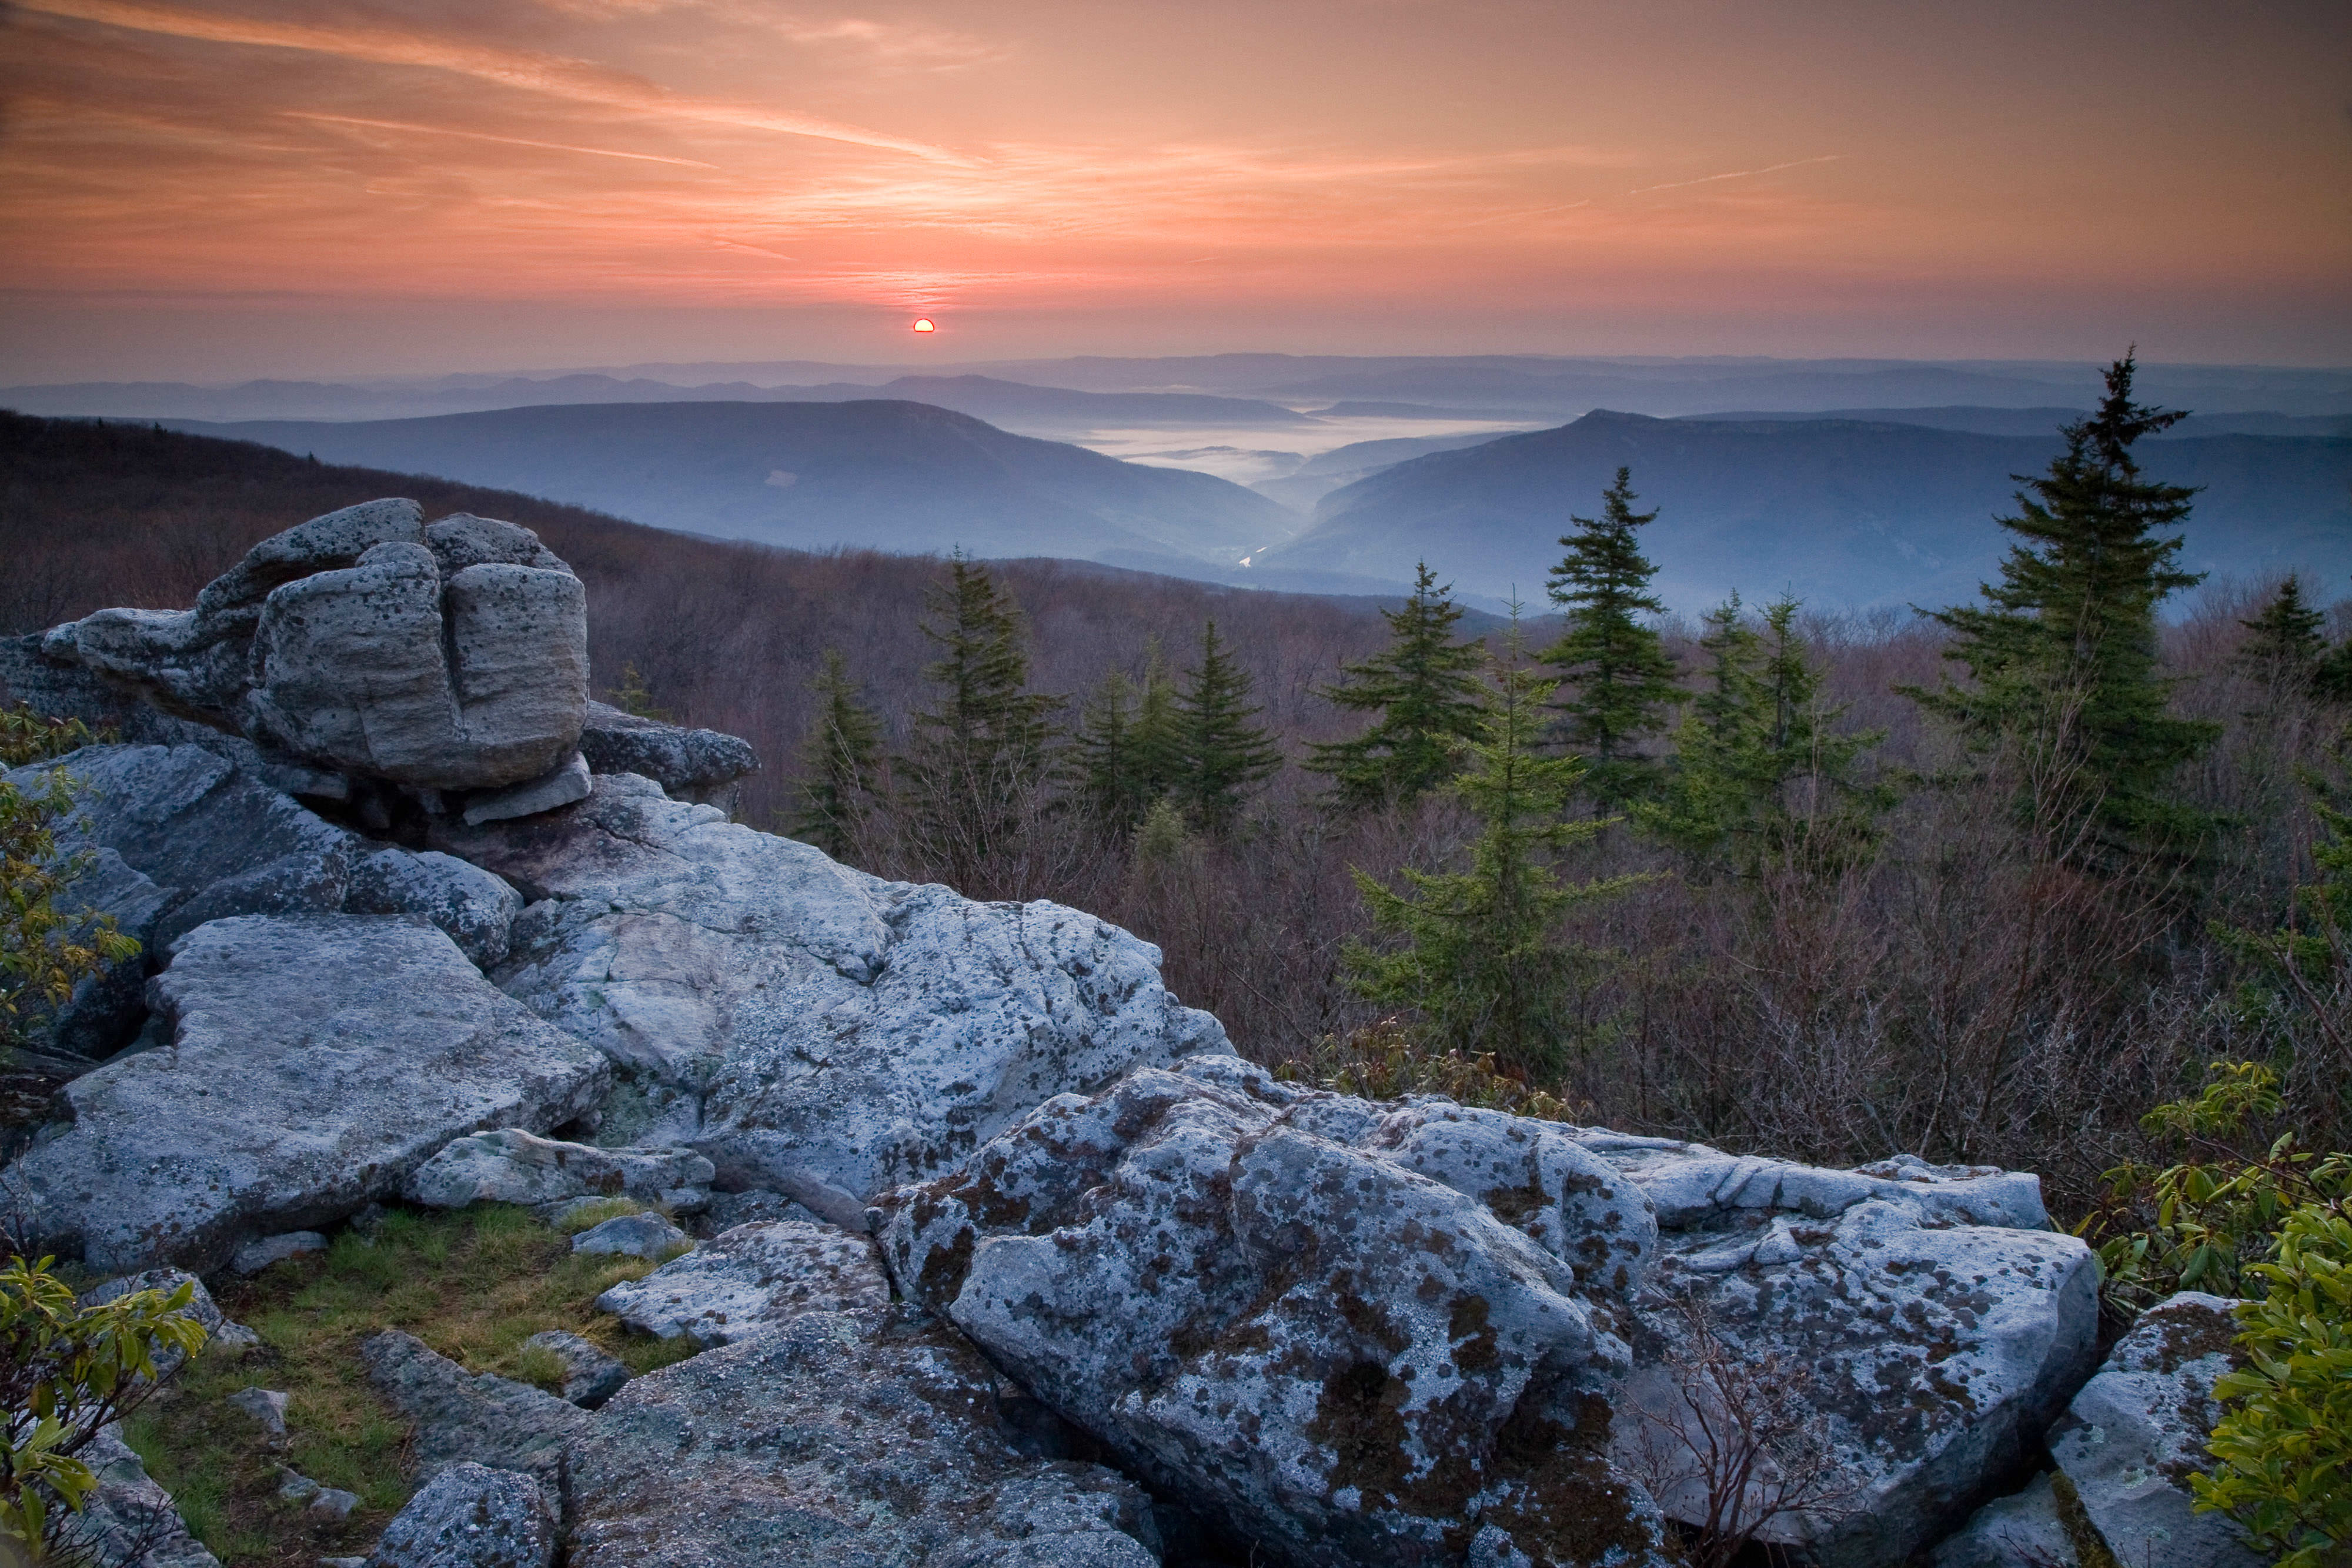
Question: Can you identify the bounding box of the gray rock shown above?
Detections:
[310,1487,360,1520]
[571,1212,688,1260]
[432,774,1229,1202]
[577,700,758,810]
[9,743,522,971]
[878,1057,1675,1568]
[229,1386,289,1439]
[565,1305,1160,1568]
[36,502,589,795]
[519,1329,629,1409]
[233,1231,328,1275]
[359,1331,590,1487]
[70,1425,225,1568]
[278,1467,321,1502]
[367,1461,557,1568]
[404,1128,713,1212]
[595,1220,890,1346]
[79,1267,258,1359]
[1934,1292,2264,1568]
[696,1187,822,1232]
[1592,1136,2102,1568]
[461,752,590,827]
[1,915,609,1272]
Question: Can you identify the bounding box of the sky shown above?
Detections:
[2,0,2347,381]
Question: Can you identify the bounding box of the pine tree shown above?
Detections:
[1344,624,1637,1077]
[1639,595,1890,873]
[1168,620,1281,836]
[789,648,883,860]
[606,662,669,721]
[900,556,1064,881]
[1306,562,1489,810]
[2236,575,2330,706]
[1541,467,1682,810]
[1073,670,1151,830]
[1904,353,2220,864]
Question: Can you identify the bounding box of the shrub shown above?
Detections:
[1,1255,209,1562]
[1,733,139,1049]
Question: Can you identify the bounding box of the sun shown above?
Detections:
[911,317,936,333]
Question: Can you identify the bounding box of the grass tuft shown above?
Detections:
[551,1195,643,1235]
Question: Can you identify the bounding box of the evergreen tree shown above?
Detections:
[1541,467,1682,810]
[789,648,883,860]
[1168,620,1282,835]
[606,662,669,721]
[2236,575,2330,707]
[1306,562,1489,810]
[1344,624,1636,1077]
[900,555,1064,880]
[1073,669,1155,830]
[1130,638,1184,793]
[1904,353,2220,864]
[1639,595,1890,872]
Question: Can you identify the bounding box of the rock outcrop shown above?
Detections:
[1591,1137,2102,1568]
[594,1219,890,1345]
[69,1426,224,1568]
[361,1332,592,1489]
[881,1055,1675,1568]
[2,915,609,1272]
[577,700,759,811]
[1935,1291,2264,1568]
[367,1462,559,1568]
[432,773,1230,1201]
[565,1305,1164,1568]
[405,1128,714,1214]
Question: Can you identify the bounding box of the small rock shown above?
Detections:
[276,1468,320,1502]
[233,1231,327,1275]
[229,1386,289,1439]
[462,751,591,827]
[594,1221,890,1346]
[520,1329,630,1409]
[570,1212,687,1261]
[80,1267,257,1363]
[309,1487,359,1520]
[366,1461,556,1568]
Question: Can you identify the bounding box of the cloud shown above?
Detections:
[14,0,974,162]
[1626,155,1842,197]
[286,111,720,168]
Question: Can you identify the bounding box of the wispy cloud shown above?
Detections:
[1626,155,1842,197]
[286,111,720,169]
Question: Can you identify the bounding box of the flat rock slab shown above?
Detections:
[595,1220,889,1345]
[1935,1292,2265,1568]
[405,1128,713,1212]
[2,915,609,1273]
[880,1056,1674,1568]
[366,1461,557,1568]
[566,1305,1161,1568]
[361,1331,592,1488]
[432,774,1228,1202]
[1592,1136,2102,1568]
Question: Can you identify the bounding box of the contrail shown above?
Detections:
[1627,154,1841,196]
[286,112,719,169]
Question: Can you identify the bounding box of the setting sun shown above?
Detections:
[911,318,937,333]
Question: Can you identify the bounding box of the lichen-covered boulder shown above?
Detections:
[878,1056,1673,1568]
[366,1461,557,1568]
[1589,1136,2102,1568]
[360,1332,591,1488]
[595,1220,890,1345]
[577,699,759,810]
[565,1305,1162,1568]
[1,915,609,1272]
[69,1426,223,1568]
[429,773,1230,1203]
[1933,1292,2266,1568]
[405,1128,713,1213]
[36,499,588,795]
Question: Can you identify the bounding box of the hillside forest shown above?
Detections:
[4,361,2349,1242]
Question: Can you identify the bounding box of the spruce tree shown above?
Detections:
[1541,467,1682,810]
[900,555,1064,880]
[790,648,884,860]
[1168,620,1281,836]
[1307,562,1489,810]
[1639,595,1889,873]
[1905,353,2220,864]
[1073,669,1154,830]
[2236,575,2330,705]
[1344,625,1636,1077]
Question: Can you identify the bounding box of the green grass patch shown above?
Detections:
[124,1203,680,1567]
[550,1195,644,1235]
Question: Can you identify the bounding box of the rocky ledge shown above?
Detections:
[0,502,2260,1568]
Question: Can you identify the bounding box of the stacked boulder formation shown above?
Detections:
[0,502,2262,1568]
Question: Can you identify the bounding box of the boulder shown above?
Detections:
[1934,1292,2265,1568]
[34,500,589,796]
[360,1331,591,1488]
[879,1056,1675,1568]
[564,1305,1162,1568]
[1588,1135,2102,1568]
[232,1231,328,1275]
[1,915,609,1273]
[570,1212,688,1260]
[79,1267,258,1363]
[9,743,522,975]
[696,1187,823,1233]
[461,752,590,827]
[519,1330,629,1409]
[594,1219,890,1346]
[228,1386,289,1440]
[430,773,1228,1203]
[69,1425,225,1568]
[366,1462,557,1568]
[404,1128,713,1213]
[577,700,759,811]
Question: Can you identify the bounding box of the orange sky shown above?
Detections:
[2,0,2347,377]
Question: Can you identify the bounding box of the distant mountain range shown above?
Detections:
[161,400,1333,584]
[1258,410,2352,611]
[1678,406,2352,440]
